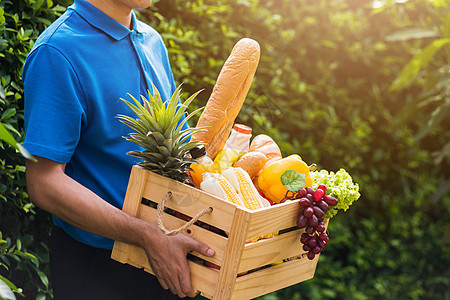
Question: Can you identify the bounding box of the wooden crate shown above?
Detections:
[112,165,327,300]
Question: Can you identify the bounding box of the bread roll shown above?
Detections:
[232,151,268,179]
[249,134,282,189]
[192,38,260,159]
[249,134,282,168]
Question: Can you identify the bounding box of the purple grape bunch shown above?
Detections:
[296,184,338,260]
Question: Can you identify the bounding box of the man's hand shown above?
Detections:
[143,230,215,298]
[26,156,215,298]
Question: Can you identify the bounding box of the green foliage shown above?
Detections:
[0,0,66,298]
[147,0,449,299]
[1,0,449,299]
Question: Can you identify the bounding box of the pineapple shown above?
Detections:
[117,84,204,183]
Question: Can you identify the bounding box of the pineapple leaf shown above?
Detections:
[173,89,203,124]
[164,84,183,127]
[172,106,205,139]
[157,145,171,158]
[124,137,158,152]
[118,84,205,182]
[175,127,206,145]
[117,115,148,134]
[131,151,166,162]
[149,131,166,145]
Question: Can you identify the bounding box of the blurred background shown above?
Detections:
[1,0,449,299]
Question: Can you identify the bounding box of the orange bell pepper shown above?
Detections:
[257,154,312,203]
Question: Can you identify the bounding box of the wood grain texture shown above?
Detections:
[246,199,301,239]
[137,203,227,266]
[111,166,148,263]
[213,207,251,300]
[232,255,319,300]
[239,228,304,272]
[140,167,237,233]
[113,242,218,298]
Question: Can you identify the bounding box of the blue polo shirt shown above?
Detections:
[23,0,185,249]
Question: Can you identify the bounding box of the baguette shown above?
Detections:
[192,38,260,159]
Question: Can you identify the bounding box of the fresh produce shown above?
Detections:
[200,172,245,207]
[272,164,359,260]
[222,167,271,210]
[247,134,282,187]
[258,154,313,203]
[295,186,338,260]
[223,167,273,242]
[310,168,360,218]
[201,167,272,242]
[117,84,204,183]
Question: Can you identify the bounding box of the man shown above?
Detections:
[23,0,215,299]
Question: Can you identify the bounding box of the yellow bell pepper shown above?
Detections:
[257,154,312,203]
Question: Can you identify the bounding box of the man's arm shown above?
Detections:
[26,156,214,298]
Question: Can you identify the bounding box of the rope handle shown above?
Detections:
[156,191,213,236]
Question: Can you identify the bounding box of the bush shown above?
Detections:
[147,0,449,299]
[0,0,69,298]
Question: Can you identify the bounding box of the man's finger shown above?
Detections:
[188,239,215,257]
[165,278,178,297]
[155,274,169,291]
[179,261,195,297]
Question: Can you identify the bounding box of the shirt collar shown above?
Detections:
[70,0,140,41]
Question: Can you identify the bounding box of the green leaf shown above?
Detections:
[0,83,5,99]
[280,169,306,191]
[0,123,18,150]
[0,123,36,161]
[1,108,16,121]
[390,38,450,91]
[0,275,19,300]
[38,271,49,289]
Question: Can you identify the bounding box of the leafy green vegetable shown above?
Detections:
[281,169,306,192]
[310,169,361,218]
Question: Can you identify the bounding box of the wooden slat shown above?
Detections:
[246,200,301,239]
[213,207,251,300]
[111,240,131,265]
[240,219,329,272]
[121,166,149,216]
[231,255,320,300]
[111,166,149,263]
[189,263,218,299]
[139,168,237,233]
[112,242,218,299]
[137,203,228,266]
[238,228,305,272]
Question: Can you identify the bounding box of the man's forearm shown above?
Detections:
[26,156,215,298]
[25,157,153,249]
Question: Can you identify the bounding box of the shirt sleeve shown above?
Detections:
[23,45,87,163]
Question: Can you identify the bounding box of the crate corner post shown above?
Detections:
[111,166,149,263]
[213,207,251,300]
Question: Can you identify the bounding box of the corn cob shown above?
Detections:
[222,167,273,242]
[200,172,244,207]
